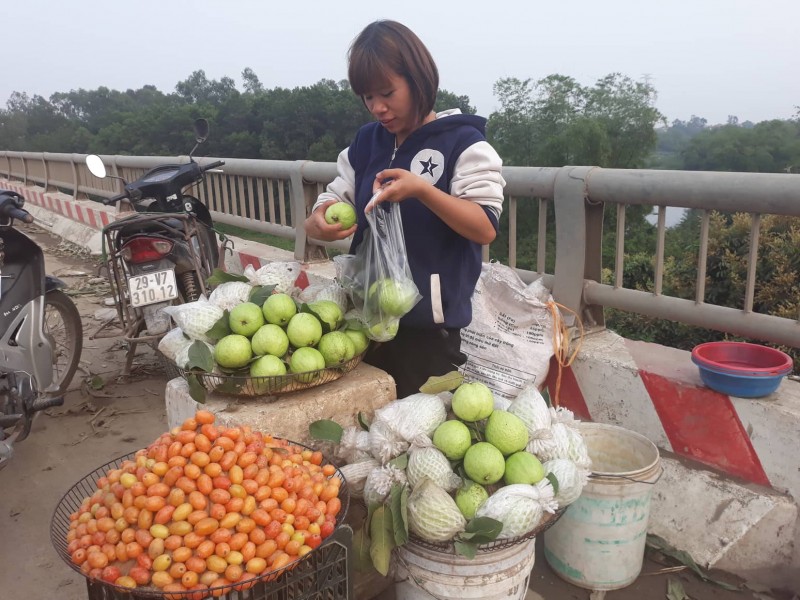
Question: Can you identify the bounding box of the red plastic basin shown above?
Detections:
[691,342,792,377]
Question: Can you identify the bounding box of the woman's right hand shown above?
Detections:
[304,199,357,242]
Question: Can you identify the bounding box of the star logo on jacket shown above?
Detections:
[410,149,445,185]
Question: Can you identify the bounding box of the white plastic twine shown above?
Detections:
[335,426,372,465]
[368,420,409,465]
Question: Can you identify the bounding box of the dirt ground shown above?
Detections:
[0,226,793,600]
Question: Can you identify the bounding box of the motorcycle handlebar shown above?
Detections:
[9,207,33,223]
[103,192,129,206]
[202,160,225,171]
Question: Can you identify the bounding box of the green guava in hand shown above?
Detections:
[214,334,253,369]
[229,302,265,338]
[262,293,297,326]
[250,324,289,357]
[286,313,323,348]
[451,382,494,422]
[324,202,357,229]
[432,420,472,460]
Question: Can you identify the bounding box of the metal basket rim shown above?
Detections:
[171,348,367,397]
[51,439,351,598]
[407,507,567,554]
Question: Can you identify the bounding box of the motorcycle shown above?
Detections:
[0,191,83,469]
[86,119,225,374]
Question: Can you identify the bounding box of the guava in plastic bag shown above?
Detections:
[407,478,466,543]
[208,281,253,311]
[475,480,558,539]
[162,296,223,343]
[339,458,380,499]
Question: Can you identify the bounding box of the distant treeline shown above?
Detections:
[2,69,798,363]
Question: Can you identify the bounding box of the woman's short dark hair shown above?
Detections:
[348,20,439,124]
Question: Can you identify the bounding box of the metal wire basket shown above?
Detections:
[408,507,567,554]
[171,350,367,397]
[51,442,351,599]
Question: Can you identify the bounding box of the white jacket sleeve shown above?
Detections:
[450,141,505,221]
[311,147,357,213]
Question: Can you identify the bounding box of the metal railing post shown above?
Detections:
[294,160,330,263]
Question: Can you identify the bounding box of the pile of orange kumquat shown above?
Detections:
[64,410,342,597]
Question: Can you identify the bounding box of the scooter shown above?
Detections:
[86,119,225,374]
[0,191,83,469]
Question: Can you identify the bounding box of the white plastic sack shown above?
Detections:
[374,393,447,444]
[208,281,253,311]
[243,261,302,295]
[157,327,192,363]
[297,282,349,314]
[460,263,556,402]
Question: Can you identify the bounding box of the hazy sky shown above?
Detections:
[6,0,799,126]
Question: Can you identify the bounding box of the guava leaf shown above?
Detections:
[357,412,371,431]
[646,534,740,591]
[388,453,408,470]
[546,473,560,496]
[389,483,409,547]
[205,310,231,341]
[369,505,395,576]
[352,525,374,572]
[89,375,105,390]
[301,302,333,334]
[206,268,248,287]
[459,517,502,544]
[186,374,207,404]
[187,340,214,372]
[666,578,689,600]
[308,419,343,444]
[454,540,477,559]
[418,370,464,394]
[541,386,552,407]
[249,284,277,306]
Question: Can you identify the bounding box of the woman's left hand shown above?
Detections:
[366,168,426,213]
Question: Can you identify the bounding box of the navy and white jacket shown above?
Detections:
[313,109,505,329]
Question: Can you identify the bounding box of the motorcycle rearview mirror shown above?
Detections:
[86,155,107,179]
[188,118,210,160]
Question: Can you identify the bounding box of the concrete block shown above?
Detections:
[165,362,396,445]
[649,454,799,590]
[27,203,105,255]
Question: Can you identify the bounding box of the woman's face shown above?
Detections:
[362,71,421,145]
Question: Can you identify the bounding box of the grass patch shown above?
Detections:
[214,223,295,252]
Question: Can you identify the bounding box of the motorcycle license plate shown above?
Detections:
[128,269,178,308]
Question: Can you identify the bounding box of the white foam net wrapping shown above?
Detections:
[406,446,461,492]
[297,282,349,314]
[374,393,447,443]
[368,420,409,465]
[208,281,253,311]
[157,328,192,363]
[335,426,372,465]
[363,463,407,507]
[544,458,591,508]
[475,480,558,539]
[407,479,467,543]
[508,381,552,435]
[162,296,223,343]
[339,459,379,499]
[243,261,302,294]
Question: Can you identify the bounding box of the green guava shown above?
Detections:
[229,302,265,338]
[317,331,355,366]
[324,202,357,229]
[262,293,297,326]
[286,313,323,348]
[463,442,506,485]
[451,382,494,422]
[289,347,326,383]
[250,354,287,394]
[432,420,472,460]
[308,300,344,331]
[485,410,529,456]
[250,324,289,357]
[214,334,253,369]
[455,480,489,519]
[503,451,545,485]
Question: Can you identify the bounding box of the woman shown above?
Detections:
[304,20,505,398]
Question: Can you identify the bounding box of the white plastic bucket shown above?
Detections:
[543,422,661,591]
[394,538,536,600]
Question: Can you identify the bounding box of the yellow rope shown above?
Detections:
[547,301,585,407]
